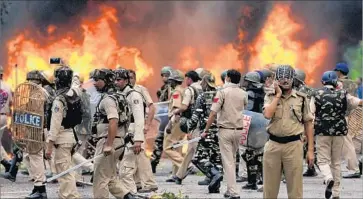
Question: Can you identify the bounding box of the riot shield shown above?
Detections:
[240,110,270,150]
[12,82,47,154]
[154,101,169,131]
[348,106,363,139]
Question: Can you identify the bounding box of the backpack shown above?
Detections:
[46,89,83,131]
[181,86,202,119]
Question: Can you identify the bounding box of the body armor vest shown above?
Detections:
[181,85,202,119]
[314,87,348,136]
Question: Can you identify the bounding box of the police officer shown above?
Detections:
[311,71,363,199]
[263,65,314,199]
[0,65,12,173]
[90,68,135,199]
[163,70,186,182]
[219,69,247,183]
[113,68,154,195]
[293,69,318,177]
[203,69,248,199]
[128,69,158,193]
[45,66,80,199]
[180,74,224,193]
[334,62,362,178]
[172,70,202,184]
[240,71,265,190]
[151,66,173,173]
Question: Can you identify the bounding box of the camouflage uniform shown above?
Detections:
[180,91,223,173]
[151,83,172,171]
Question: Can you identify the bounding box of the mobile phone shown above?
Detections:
[49,58,61,65]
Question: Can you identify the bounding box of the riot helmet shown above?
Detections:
[114,67,130,90]
[54,66,73,89]
[276,65,295,91]
[334,62,349,76]
[161,66,173,77]
[26,70,42,84]
[92,68,115,92]
[321,71,338,87]
[220,70,228,83]
[168,69,184,83]
[243,71,263,88]
[39,70,55,85]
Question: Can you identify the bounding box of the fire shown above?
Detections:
[248,3,329,85]
[4,6,153,90]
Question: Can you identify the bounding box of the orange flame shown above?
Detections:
[4,6,153,90]
[248,3,329,85]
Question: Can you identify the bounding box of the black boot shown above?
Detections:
[0,159,11,172]
[303,166,318,177]
[242,150,258,190]
[1,155,19,182]
[198,176,211,186]
[25,186,47,199]
[151,160,157,174]
[359,160,362,175]
[208,167,223,193]
[123,192,136,199]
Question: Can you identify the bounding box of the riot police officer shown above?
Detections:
[151,66,174,173]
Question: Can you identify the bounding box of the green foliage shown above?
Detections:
[343,41,362,80]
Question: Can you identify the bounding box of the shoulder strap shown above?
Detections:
[126,89,146,104]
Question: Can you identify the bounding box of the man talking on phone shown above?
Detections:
[262,65,314,199]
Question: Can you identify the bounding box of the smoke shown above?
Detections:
[0,1,361,86]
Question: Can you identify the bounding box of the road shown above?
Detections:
[1,160,362,198]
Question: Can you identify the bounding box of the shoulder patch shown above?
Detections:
[133,99,139,104]
[53,104,60,113]
[172,93,179,99]
[213,97,219,103]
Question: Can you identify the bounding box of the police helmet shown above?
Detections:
[93,68,115,84]
[244,72,261,84]
[276,65,295,80]
[334,62,349,75]
[168,70,184,82]
[294,68,306,83]
[26,70,42,81]
[261,68,273,80]
[161,66,173,76]
[195,67,204,79]
[199,69,211,80]
[114,68,130,80]
[39,70,55,84]
[54,66,73,88]
[321,71,338,86]
[221,70,228,82]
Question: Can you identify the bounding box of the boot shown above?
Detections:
[241,171,258,190]
[303,166,318,177]
[359,160,362,175]
[208,167,223,193]
[1,156,19,182]
[123,192,136,199]
[198,177,211,186]
[0,159,11,172]
[151,160,157,174]
[25,185,47,199]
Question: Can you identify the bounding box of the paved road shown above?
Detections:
[1,160,362,198]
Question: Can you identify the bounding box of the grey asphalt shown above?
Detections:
[0,160,362,198]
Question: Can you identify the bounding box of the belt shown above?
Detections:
[99,136,122,139]
[219,126,243,130]
[0,113,6,115]
[268,132,302,144]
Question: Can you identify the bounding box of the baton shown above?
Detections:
[166,136,201,150]
[44,143,128,184]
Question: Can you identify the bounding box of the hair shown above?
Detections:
[129,69,136,78]
[227,69,241,84]
[185,71,199,82]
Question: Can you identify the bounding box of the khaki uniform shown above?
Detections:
[263,90,313,199]
[92,94,129,198]
[131,84,158,190]
[118,85,153,193]
[48,98,80,199]
[0,80,12,162]
[163,85,186,176]
[176,82,202,179]
[211,83,248,197]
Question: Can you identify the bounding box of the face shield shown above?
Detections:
[276,65,295,90]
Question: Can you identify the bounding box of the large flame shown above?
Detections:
[248,3,329,85]
[4,6,153,90]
